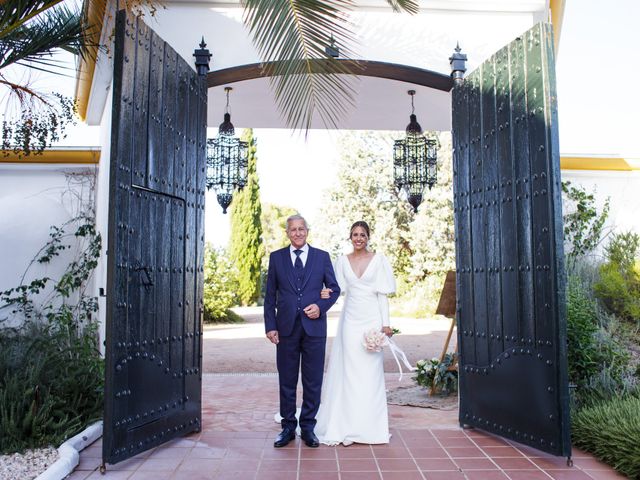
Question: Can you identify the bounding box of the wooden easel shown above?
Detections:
[431,270,458,394]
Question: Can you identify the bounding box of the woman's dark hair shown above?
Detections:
[349,220,370,239]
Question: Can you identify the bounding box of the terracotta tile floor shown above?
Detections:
[66,374,627,480]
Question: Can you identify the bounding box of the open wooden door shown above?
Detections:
[452,22,571,458]
[102,11,207,466]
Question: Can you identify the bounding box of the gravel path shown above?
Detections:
[0,447,58,480]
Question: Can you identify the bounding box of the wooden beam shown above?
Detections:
[208,59,454,92]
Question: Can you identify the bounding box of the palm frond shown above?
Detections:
[242,0,360,130]
[242,0,418,131]
[0,4,86,71]
[384,0,419,14]
[0,0,66,39]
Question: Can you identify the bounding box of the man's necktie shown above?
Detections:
[294,249,303,270]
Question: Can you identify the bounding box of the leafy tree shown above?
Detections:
[261,203,297,265]
[405,132,455,280]
[314,131,413,274]
[202,244,241,322]
[228,129,264,305]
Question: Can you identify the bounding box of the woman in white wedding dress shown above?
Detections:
[315,221,396,446]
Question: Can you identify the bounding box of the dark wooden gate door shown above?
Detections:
[452,22,570,457]
[103,11,207,466]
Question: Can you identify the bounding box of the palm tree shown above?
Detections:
[242,0,419,130]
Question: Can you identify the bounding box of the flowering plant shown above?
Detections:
[362,328,388,352]
[414,353,458,395]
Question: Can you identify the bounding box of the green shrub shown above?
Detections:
[594,232,640,324]
[0,208,103,454]
[566,276,631,407]
[577,368,638,408]
[203,244,243,323]
[0,321,103,453]
[572,395,640,479]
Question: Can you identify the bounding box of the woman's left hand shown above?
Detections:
[382,326,393,337]
[320,288,333,299]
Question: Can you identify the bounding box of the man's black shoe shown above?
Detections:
[301,431,319,448]
[274,428,296,448]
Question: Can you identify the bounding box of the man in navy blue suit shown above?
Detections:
[264,214,340,448]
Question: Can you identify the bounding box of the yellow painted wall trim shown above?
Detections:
[560,156,639,171]
[549,0,566,53]
[75,0,107,121]
[0,149,101,164]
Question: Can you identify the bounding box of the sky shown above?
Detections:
[7,0,639,247]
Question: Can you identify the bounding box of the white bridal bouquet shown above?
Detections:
[362,328,388,352]
[362,328,416,380]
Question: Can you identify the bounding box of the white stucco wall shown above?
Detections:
[0,163,98,327]
[561,169,640,258]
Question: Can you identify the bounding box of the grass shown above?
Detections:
[573,395,640,479]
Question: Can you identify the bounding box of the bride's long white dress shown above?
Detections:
[315,253,396,446]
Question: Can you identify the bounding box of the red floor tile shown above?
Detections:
[482,446,526,457]
[128,472,173,480]
[581,470,629,479]
[573,457,619,470]
[464,470,510,479]
[493,457,539,469]
[455,457,499,470]
[84,472,131,480]
[338,458,379,471]
[258,458,298,471]
[137,457,182,471]
[547,470,598,479]
[212,472,257,480]
[408,447,449,458]
[217,458,260,471]
[341,472,383,480]
[300,446,336,459]
[299,458,339,472]
[255,472,297,480]
[377,458,420,471]
[423,471,466,479]
[446,446,488,458]
[381,472,424,480]
[337,447,375,459]
[505,471,555,480]
[298,472,339,480]
[261,447,299,459]
[438,436,476,447]
[414,457,458,470]
[530,457,575,470]
[69,375,624,480]
[371,446,412,458]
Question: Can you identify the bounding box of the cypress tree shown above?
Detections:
[229,129,264,305]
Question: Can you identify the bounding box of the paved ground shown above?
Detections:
[202,306,456,374]
[66,309,626,480]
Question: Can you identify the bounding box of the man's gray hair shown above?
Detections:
[286,214,309,231]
